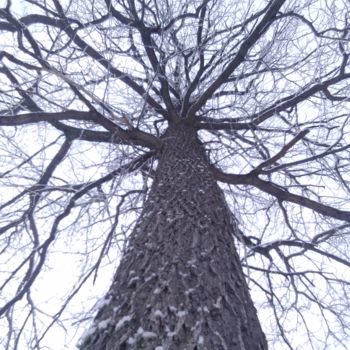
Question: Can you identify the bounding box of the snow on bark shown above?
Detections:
[79,124,267,350]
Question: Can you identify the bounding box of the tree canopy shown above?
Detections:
[0,0,350,349]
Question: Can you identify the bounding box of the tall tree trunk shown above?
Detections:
[79,124,267,350]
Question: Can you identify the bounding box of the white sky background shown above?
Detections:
[0,131,122,349]
[1,0,350,349]
[0,0,125,344]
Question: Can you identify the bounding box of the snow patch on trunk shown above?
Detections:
[115,314,132,331]
[127,327,157,345]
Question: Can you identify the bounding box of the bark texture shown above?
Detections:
[79,124,267,350]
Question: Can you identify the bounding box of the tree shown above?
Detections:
[0,0,350,348]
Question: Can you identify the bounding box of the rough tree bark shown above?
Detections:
[79,123,267,350]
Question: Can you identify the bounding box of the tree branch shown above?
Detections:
[212,166,350,222]
[0,111,162,149]
[197,73,350,130]
[249,129,310,175]
[0,9,166,116]
[187,0,287,116]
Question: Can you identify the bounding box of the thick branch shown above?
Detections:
[251,176,350,222]
[0,111,162,149]
[212,167,350,222]
[250,129,310,175]
[252,239,350,268]
[197,73,350,130]
[0,111,104,126]
[187,0,287,116]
